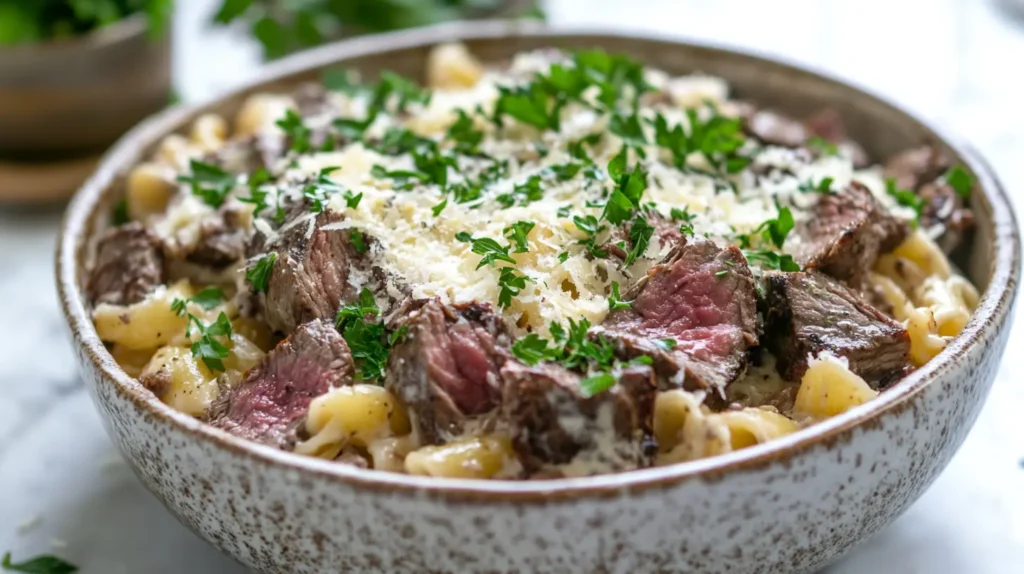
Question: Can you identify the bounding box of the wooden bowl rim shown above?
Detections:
[56,20,1021,502]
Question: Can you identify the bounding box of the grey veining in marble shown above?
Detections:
[1,0,1022,572]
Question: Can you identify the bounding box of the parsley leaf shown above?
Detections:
[886,178,924,224]
[624,216,654,266]
[446,109,485,156]
[743,249,801,272]
[246,253,277,293]
[610,111,648,157]
[1,552,78,574]
[806,136,839,156]
[303,167,345,212]
[334,289,396,382]
[171,287,225,317]
[275,108,312,153]
[374,71,431,113]
[238,168,272,216]
[497,174,545,208]
[349,230,368,253]
[943,165,975,199]
[511,333,561,365]
[185,311,233,372]
[655,338,677,350]
[497,267,531,308]
[798,176,834,194]
[759,206,795,249]
[431,198,448,216]
[112,198,130,225]
[495,83,562,131]
[573,214,608,258]
[579,373,617,398]
[370,164,427,191]
[504,221,535,253]
[455,232,516,268]
[178,160,236,208]
[608,281,631,311]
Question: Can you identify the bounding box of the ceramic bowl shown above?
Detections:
[56,21,1020,574]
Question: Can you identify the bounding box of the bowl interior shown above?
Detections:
[61,22,1019,493]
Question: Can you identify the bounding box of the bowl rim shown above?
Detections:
[56,20,1021,502]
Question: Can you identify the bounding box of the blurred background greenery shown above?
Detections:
[0,0,542,55]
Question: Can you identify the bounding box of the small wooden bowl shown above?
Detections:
[0,16,172,203]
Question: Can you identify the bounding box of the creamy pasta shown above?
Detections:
[87,43,980,479]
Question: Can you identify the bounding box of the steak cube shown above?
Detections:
[88,222,165,306]
[210,319,354,449]
[764,271,910,386]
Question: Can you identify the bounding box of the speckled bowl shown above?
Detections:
[56,21,1020,574]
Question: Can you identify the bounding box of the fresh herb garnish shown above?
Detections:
[446,109,485,156]
[455,232,516,268]
[715,270,728,278]
[431,198,448,216]
[806,136,839,156]
[760,206,795,249]
[246,253,277,293]
[885,178,924,224]
[276,108,313,153]
[743,249,801,272]
[1,552,78,574]
[656,338,677,351]
[334,288,396,382]
[610,111,649,157]
[171,287,225,317]
[573,214,608,258]
[511,333,561,365]
[178,160,236,208]
[184,311,234,372]
[943,165,975,199]
[579,373,617,397]
[603,147,649,225]
[608,281,631,311]
[798,176,834,194]
[303,167,345,212]
[370,164,428,191]
[496,267,531,308]
[504,221,535,253]
[558,251,570,263]
[624,216,654,266]
[111,198,130,225]
[349,230,368,253]
[237,168,273,216]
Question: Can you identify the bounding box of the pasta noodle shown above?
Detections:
[295,385,410,459]
[404,435,519,479]
[793,353,878,420]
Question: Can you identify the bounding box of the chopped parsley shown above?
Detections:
[178,160,236,208]
[558,251,570,263]
[760,206,795,249]
[276,108,313,154]
[334,289,396,382]
[303,167,345,212]
[651,107,750,176]
[349,230,368,253]
[111,198,130,225]
[1,552,78,574]
[579,373,617,397]
[806,136,839,156]
[431,198,448,216]
[494,83,562,131]
[246,253,277,292]
[370,164,428,191]
[608,281,631,311]
[497,174,544,208]
[603,147,649,225]
[610,111,649,157]
[573,214,608,258]
[655,338,677,351]
[503,221,535,253]
[171,287,225,317]
[374,71,431,113]
[943,165,975,199]
[743,249,801,272]
[511,333,561,365]
[886,177,924,224]
[798,176,834,194]
[238,168,273,216]
[624,216,654,266]
[455,232,516,268]
[184,311,234,372]
[715,269,729,278]
[496,267,531,308]
[446,109,485,156]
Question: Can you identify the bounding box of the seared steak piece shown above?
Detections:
[385,299,512,444]
[884,145,974,254]
[764,271,910,386]
[601,237,759,394]
[248,201,367,334]
[210,319,354,449]
[794,181,909,286]
[214,134,287,174]
[185,206,248,269]
[500,361,657,476]
[743,107,868,167]
[88,222,165,306]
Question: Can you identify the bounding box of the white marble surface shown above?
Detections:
[2,1,1023,572]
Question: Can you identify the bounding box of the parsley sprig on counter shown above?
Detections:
[1,552,77,574]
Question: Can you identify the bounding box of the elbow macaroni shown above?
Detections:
[794,353,878,420]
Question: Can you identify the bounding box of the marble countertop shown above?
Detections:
[2,1,1023,572]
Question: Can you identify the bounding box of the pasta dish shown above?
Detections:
[86,44,979,479]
